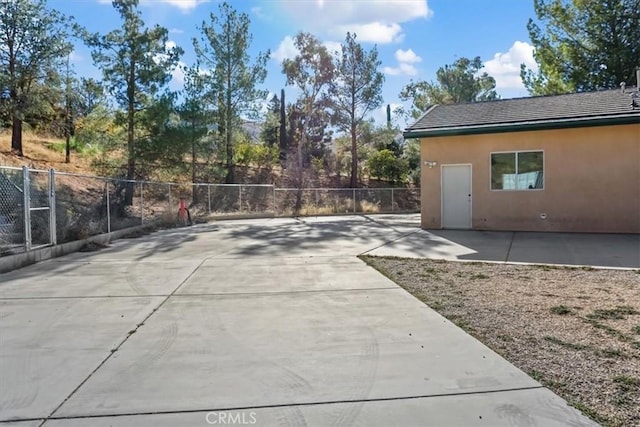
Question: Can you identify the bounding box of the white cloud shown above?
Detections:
[140,0,210,12]
[169,28,185,34]
[251,6,268,20]
[384,47,422,76]
[278,0,432,45]
[395,48,421,64]
[323,40,342,56]
[383,63,418,76]
[272,36,299,62]
[337,22,404,44]
[69,50,83,63]
[99,0,209,12]
[153,40,182,78]
[170,61,186,90]
[272,37,342,63]
[483,41,537,95]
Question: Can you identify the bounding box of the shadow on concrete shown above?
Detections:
[376,229,640,268]
[224,216,410,257]
[0,226,212,282]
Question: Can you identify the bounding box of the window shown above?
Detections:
[491,151,543,190]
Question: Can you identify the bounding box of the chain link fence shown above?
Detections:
[274,187,420,216]
[0,167,25,256]
[1,166,420,257]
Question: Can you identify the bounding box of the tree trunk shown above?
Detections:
[350,121,357,188]
[65,56,71,164]
[279,89,287,164]
[225,117,234,184]
[295,138,303,215]
[225,55,234,184]
[11,117,23,156]
[294,104,309,215]
[191,122,198,204]
[65,133,70,164]
[124,60,136,207]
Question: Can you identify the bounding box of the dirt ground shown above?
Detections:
[0,132,96,173]
[362,256,640,427]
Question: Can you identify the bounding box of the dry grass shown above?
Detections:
[297,199,380,216]
[361,256,640,427]
[0,130,94,173]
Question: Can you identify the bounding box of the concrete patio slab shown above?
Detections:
[1,214,604,426]
[2,421,42,427]
[177,257,398,295]
[216,217,417,258]
[366,226,640,268]
[363,229,513,261]
[44,387,595,427]
[0,296,163,421]
[55,288,539,418]
[506,232,640,268]
[0,259,202,298]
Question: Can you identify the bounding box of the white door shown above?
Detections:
[442,165,472,229]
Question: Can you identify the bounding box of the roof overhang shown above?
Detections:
[403,114,640,139]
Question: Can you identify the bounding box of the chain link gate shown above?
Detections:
[22,167,56,251]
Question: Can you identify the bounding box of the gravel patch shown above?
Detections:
[361,256,640,427]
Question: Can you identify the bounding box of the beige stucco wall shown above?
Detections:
[420,123,640,233]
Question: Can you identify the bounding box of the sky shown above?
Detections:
[48,0,540,125]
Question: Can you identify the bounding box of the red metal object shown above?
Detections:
[178,197,188,223]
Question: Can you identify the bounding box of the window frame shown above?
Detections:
[489,149,545,191]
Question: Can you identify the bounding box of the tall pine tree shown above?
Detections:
[85,0,182,204]
[329,33,384,188]
[0,0,73,156]
[522,0,640,95]
[193,2,269,184]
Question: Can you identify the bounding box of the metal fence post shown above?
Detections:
[273,186,276,215]
[140,181,144,224]
[168,183,172,215]
[352,188,356,213]
[49,169,56,245]
[207,184,211,214]
[239,185,242,212]
[22,166,31,251]
[106,180,111,233]
[391,188,394,212]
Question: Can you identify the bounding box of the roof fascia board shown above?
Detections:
[403,115,640,139]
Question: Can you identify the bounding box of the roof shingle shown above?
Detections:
[405,88,640,136]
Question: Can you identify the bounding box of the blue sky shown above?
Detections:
[49,0,540,124]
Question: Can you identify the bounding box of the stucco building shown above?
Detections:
[404,86,640,233]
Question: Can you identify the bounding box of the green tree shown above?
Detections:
[286,101,332,166]
[282,32,334,209]
[260,93,280,147]
[0,0,74,155]
[521,0,640,95]
[74,77,104,117]
[178,65,211,201]
[402,138,421,186]
[85,0,182,204]
[329,32,384,188]
[399,56,498,118]
[133,92,186,178]
[193,1,269,184]
[361,121,403,157]
[20,68,65,136]
[367,149,407,183]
